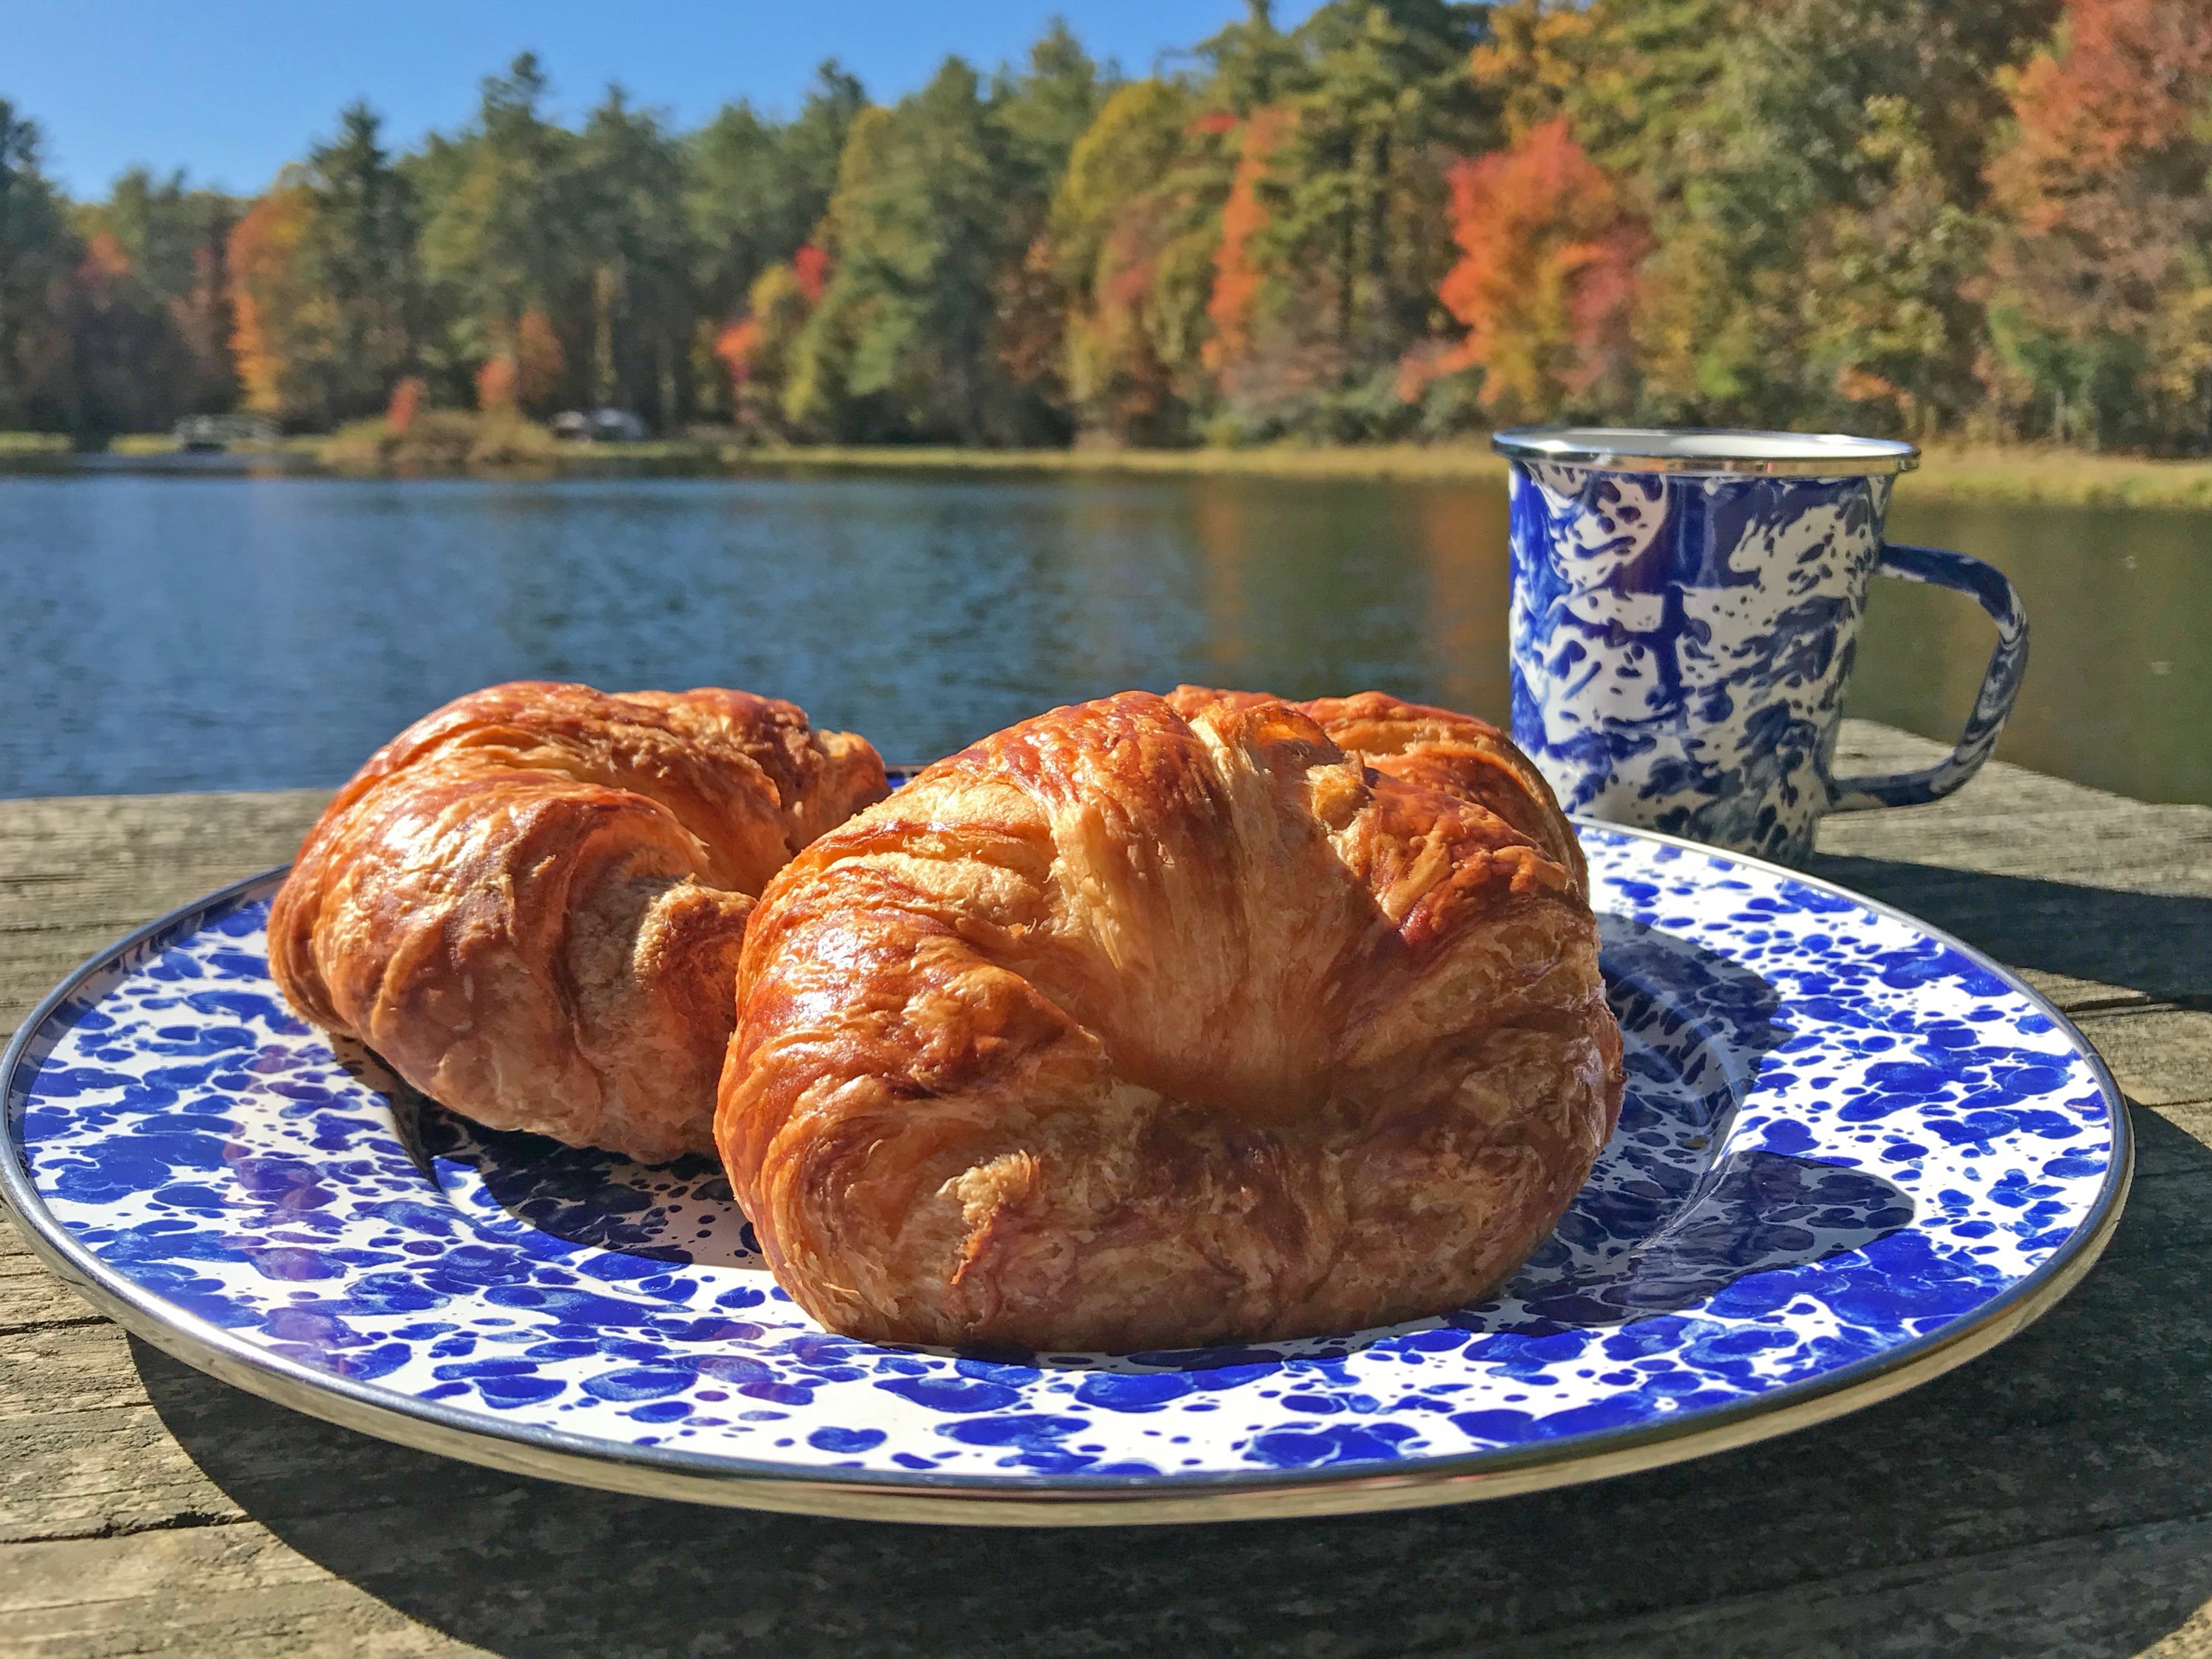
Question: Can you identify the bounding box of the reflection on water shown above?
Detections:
[0,469,2201,804]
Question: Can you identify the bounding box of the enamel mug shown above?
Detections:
[1493,428,2029,863]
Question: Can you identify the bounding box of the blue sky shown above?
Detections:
[8,1,1321,199]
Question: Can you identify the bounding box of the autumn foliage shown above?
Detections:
[1984,0,2212,439]
[226,184,319,421]
[791,244,831,305]
[1990,0,2212,223]
[1203,108,1290,377]
[1421,120,1645,422]
[384,375,425,434]
[714,317,762,385]
[718,244,829,394]
[18,9,2212,451]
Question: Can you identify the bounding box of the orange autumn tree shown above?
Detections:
[228,181,327,424]
[515,309,564,411]
[1202,107,1290,378]
[384,374,425,434]
[1419,118,1646,422]
[1985,0,2212,445]
[474,354,517,413]
[476,308,565,415]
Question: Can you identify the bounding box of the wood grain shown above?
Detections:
[0,726,2207,1658]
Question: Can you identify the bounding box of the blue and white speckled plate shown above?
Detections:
[1,822,2129,1525]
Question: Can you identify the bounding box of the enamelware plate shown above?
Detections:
[1,821,2129,1525]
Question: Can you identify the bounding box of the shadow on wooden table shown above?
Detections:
[1804,856,2212,1004]
[133,1099,2212,1659]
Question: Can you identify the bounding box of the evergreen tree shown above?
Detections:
[0,101,81,431]
[688,62,864,324]
[577,87,692,425]
[793,58,1053,442]
[1270,0,1490,378]
[988,21,1112,420]
[418,54,582,405]
[1191,1,1309,119]
[302,105,417,419]
[993,20,1112,191]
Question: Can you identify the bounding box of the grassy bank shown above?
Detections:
[736,441,1518,483]
[15,425,2212,507]
[1891,444,2212,509]
[739,439,2212,507]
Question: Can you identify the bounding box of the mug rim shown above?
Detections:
[1492,427,1920,477]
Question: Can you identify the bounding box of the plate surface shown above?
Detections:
[1,824,2129,1524]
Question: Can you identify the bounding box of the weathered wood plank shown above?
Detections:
[1486,1515,2212,1659]
[0,788,325,1039]
[0,1226,99,1332]
[0,1323,154,1422]
[2155,1104,2212,1162]
[0,1406,243,1544]
[2074,1008,2212,1107]
[0,1526,470,1658]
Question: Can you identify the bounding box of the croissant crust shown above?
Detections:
[719,686,1624,1352]
[270,680,886,1162]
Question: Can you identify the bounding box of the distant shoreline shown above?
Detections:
[11,431,2212,510]
[731,441,2212,509]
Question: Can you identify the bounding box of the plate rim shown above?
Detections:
[0,823,2135,1526]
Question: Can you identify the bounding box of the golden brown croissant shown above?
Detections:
[718,686,1623,1352]
[270,681,886,1163]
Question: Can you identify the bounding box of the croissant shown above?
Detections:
[270,681,886,1163]
[719,686,1624,1352]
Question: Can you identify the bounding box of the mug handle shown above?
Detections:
[1829,542,2031,811]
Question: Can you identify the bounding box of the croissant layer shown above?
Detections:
[270,681,886,1162]
[719,687,1624,1352]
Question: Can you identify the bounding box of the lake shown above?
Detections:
[1,466,2203,806]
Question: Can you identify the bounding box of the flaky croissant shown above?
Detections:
[718,687,1624,1352]
[270,681,886,1163]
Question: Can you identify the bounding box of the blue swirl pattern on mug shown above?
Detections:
[13,832,2115,1483]
[1509,462,1886,863]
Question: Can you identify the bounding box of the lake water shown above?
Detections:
[1,467,2203,806]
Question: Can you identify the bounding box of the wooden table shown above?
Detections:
[3,723,2208,1658]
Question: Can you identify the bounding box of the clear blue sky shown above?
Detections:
[7,1,1322,200]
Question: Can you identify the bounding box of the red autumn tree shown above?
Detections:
[791,243,832,305]
[1419,118,1646,422]
[1992,0,2212,223]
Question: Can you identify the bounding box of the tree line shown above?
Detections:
[1,0,2206,453]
